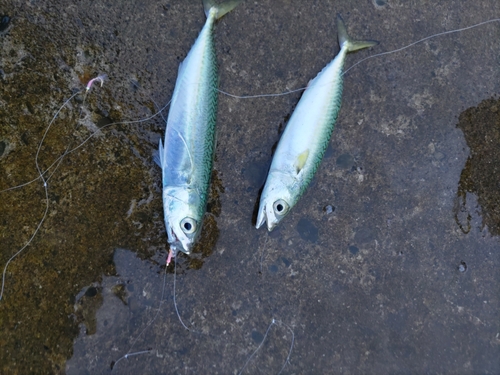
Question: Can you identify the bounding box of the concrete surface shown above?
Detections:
[0,0,499,374]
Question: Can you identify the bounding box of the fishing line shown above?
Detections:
[0,183,49,301]
[172,257,194,332]
[31,75,106,188]
[237,318,295,375]
[259,235,270,274]
[111,265,169,370]
[0,91,171,195]
[0,78,172,302]
[111,237,209,368]
[216,17,500,100]
[0,90,82,301]
[47,99,171,168]
[162,254,296,373]
[0,92,82,194]
[0,84,95,301]
[218,86,305,99]
[1,88,171,191]
[343,17,500,75]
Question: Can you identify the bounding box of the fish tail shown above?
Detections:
[337,14,379,52]
[203,0,243,20]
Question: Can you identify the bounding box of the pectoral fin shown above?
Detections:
[295,149,309,174]
[153,152,161,167]
[155,139,164,167]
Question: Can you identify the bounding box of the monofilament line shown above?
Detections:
[0,100,171,196]
[217,17,500,100]
[111,350,152,370]
[0,185,49,301]
[48,99,172,167]
[173,258,191,331]
[1,82,171,302]
[171,257,203,334]
[276,320,295,375]
[238,319,295,375]
[112,266,168,370]
[217,86,305,99]
[343,17,500,75]
[259,235,270,274]
[0,91,80,302]
[34,91,81,181]
[0,75,120,302]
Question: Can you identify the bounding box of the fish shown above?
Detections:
[158,0,242,260]
[256,14,378,231]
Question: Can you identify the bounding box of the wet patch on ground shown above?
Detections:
[455,97,500,236]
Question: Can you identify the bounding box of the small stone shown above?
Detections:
[324,205,334,215]
[458,261,467,273]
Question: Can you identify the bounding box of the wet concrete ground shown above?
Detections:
[1,0,499,374]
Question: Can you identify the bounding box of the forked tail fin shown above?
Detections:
[337,14,379,52]
[203,0,243,20]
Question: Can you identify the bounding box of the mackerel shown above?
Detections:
[256,14,378,231]
[158,0,242,259]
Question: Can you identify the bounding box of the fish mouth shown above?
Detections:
[256,204,267,230]
[256,214,265,230]
[256,204,277,232]
[170,240,192,256]
[173,237,192,255]
[167,226,192,255]
[265,220,278,232]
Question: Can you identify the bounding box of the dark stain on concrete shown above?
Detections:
[336,153,355,169]
[111,283,128,305]
[0,15,11,33]
[74,286,103,335]
[455,97,500,236]
[0,140,6,157]
[296,217,319,243]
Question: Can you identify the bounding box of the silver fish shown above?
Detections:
[158,0,242,259]
[256,15,378,231]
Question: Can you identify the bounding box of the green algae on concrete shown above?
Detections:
[0,4,168,374]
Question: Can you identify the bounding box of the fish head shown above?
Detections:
[256,173,295,231]
[163,187,203,255]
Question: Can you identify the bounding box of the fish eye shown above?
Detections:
[180,217,197,234]
[273,199,289,216]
